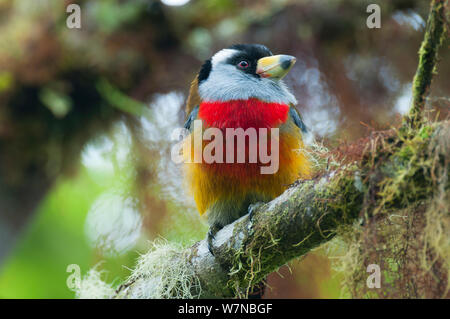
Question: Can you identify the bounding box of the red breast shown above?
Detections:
[198,98,289,129]
[195,98,290,178]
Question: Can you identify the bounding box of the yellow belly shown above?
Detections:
[183,129,311,216]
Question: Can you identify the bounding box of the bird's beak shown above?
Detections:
[256,55,296,79]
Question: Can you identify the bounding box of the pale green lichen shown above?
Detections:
[76,268,115,299]
[116,239,201,299]
[77,239,201,299]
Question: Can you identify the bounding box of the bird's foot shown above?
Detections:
[247,202,264,223]
[207,224,221,256]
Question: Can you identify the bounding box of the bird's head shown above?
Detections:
[196,44,297,105]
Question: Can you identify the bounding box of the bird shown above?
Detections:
[183,44,311,259]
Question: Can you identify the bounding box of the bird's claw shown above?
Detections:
[248,202,264,222]
[207,230,215,256]
[207,224,220,256]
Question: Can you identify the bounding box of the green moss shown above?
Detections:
[330,121,449,298]
[407,0,447,128]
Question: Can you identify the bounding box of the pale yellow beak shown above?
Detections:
[256,54,296,79]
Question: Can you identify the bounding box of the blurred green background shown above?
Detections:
[0,0,448,298]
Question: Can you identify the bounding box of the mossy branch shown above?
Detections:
[109,121,448,299]
[407,0,447,129]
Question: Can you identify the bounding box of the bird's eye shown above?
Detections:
[237,60,249,69]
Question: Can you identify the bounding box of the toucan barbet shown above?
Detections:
[183,44,311,257]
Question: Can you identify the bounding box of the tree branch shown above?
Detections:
[111,121,448,298]
[407,0,447,129]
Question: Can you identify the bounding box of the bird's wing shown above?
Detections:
[184,105,199,132]
[185,77,202,119]
[288,104,308,133]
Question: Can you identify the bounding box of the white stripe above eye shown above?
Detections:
[211,49,238,67]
